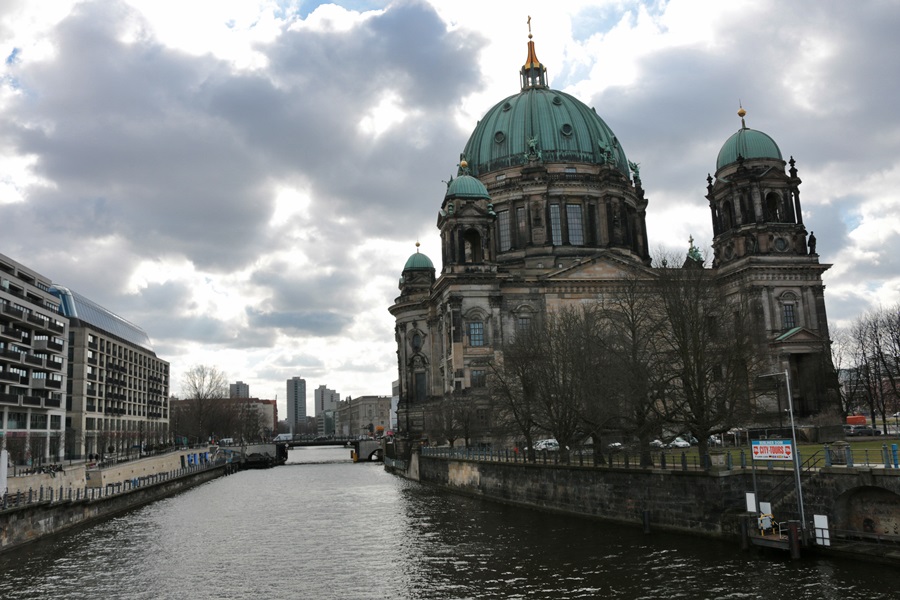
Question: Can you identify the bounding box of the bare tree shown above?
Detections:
[653,254,760,456]
[489,324,543,459]
[180,365,229,442]
[595,274,668,465]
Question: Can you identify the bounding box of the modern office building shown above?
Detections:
[229,381,250,398]
[286,376,307,432]
[52,286,169,459]
[0,253,69,465]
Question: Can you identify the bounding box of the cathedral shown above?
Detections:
[389,32,838,446]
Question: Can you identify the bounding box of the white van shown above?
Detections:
[218,437,234,445]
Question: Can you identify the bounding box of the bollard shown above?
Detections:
[787,522,801,560]
[893,444,899,469]
[740,450,746,469]
[824,445,832,467]
[846,447,854,468]
[681,452,688,471]
[726,452,733,470]
[660,452,667,470]
[642,510,651,534]
[740,517,749,550]
[884,445,891,469]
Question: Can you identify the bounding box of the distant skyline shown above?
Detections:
[2,1,898,420]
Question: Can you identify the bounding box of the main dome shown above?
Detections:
[461,38,629,178]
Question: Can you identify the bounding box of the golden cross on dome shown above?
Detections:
[527,16,532,38]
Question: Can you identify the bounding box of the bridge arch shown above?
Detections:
[832,485,900,537]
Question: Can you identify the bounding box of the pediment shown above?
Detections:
[543,252,652,281]
[773,326,822,344]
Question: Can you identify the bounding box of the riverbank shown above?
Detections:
[0,448,231,554]
[385,446,900,565]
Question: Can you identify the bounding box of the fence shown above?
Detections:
[419,442,900,472]
[1,459,224,512]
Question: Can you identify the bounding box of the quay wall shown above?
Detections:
[5,448,213,495]
[414,455,751,536]
[0,464,227,554]
[396,454,900,538]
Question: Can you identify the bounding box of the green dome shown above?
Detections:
[446,174,490,200]
[716,127,782,170]
[403,250,434,271]
[462,87,629,177]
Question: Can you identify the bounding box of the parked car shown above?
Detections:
[649,439,665,449]
[847,425,882,436]
[607,442,624,452]
[708,435,723,446]
[533,439,560,452]
[666,437,691,449]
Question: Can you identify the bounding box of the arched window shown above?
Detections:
[721,200,734,230]
[766,193,783,223]
[463,229,483,263]
[779,291,799,330]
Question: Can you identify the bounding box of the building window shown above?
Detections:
[498,210,511,251]
[550,204,562,245]
[783,303,796,329]
[467,321,485,347]
[516,316,531,333]
[516,207,527,246]
[415,372,426,401]
[567,204,584,245]
[471,369,486,388]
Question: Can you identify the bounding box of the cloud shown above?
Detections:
[1,0,898,414]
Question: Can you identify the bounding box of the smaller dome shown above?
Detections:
[404,250,434,271]
[716,127,782,170]
[446,175,490,200]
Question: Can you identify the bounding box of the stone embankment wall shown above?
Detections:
[414,456,753,536]
[1,454,225,555]
[396,455,900,537]
[5,448,213,495]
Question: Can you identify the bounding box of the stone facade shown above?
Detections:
[389,38,839,447]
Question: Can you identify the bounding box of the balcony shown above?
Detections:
[22,395,42,407]
[44,396,62,408]
[0,348,23,363]
[33,338,64,353]
[1,303,24,319]
[0,325,23,342]
[0,392,19,405]
[23,353,44,367]
[48,321,64,334]
[0,370,20,382]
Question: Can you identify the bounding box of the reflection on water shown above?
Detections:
[0,446,895,599]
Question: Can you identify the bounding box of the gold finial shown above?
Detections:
[738,102,746,128]
[415,241,420,252]
[527,15,532,39]
[460,159,468,169]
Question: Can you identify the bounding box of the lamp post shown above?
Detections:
[761,369,806,539]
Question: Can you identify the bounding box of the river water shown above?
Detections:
[0,446,895,599]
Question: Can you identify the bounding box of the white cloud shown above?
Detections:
[2,0,897,420]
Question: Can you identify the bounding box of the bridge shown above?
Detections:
[281,438,384,462]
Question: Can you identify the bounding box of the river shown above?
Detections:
[0,446,895,599]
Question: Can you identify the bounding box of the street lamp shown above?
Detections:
[760,369,806,539]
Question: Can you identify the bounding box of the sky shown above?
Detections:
[1,0,898,419]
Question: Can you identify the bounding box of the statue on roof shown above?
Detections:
[807,231,817,255]
[687,235,703,263]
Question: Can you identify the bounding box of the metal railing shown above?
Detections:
[1,459,224,512]
[419,443,900,474]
